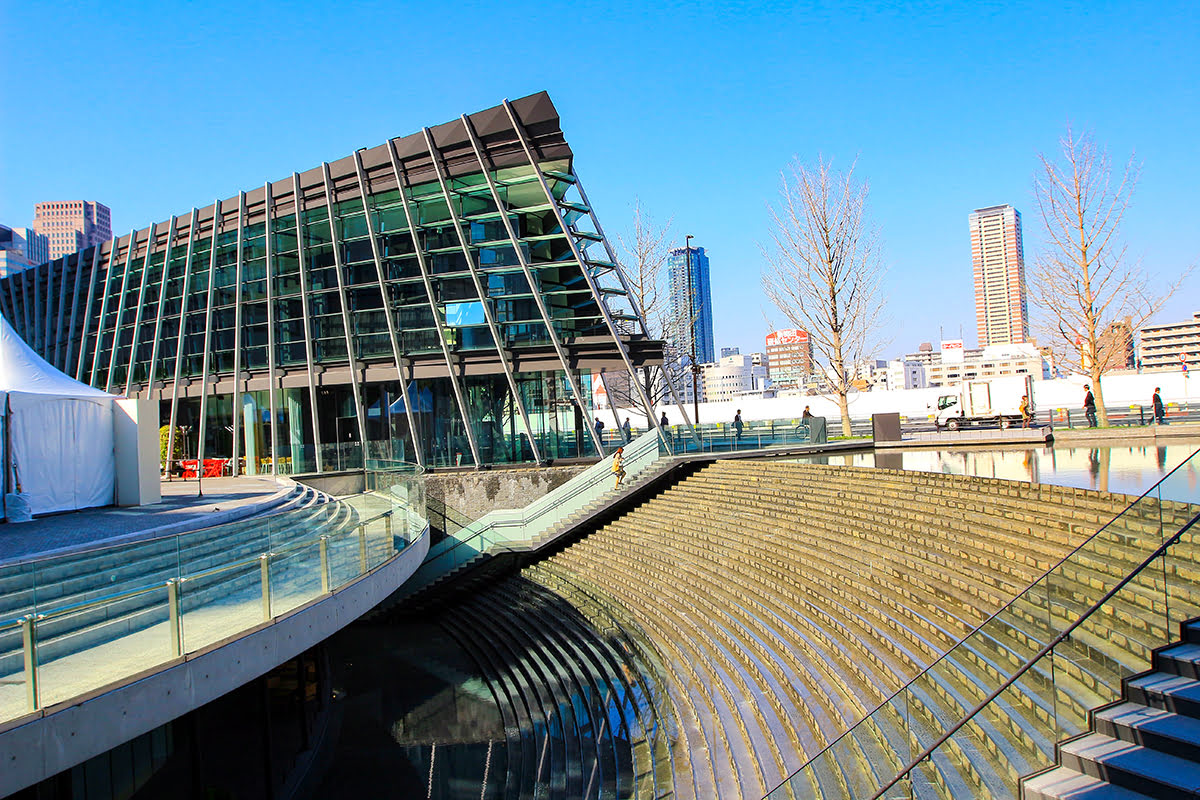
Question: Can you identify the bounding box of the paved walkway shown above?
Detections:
[0,476,288,565]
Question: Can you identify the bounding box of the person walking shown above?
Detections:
[594,417,605,451]
[1083,385,1098,428]
[622,417,632,442]
[1019,395,1032,428]
[1153,387,1167,424]
[660,412,669,428]
[611,446,626,489]
[733,409,744,443]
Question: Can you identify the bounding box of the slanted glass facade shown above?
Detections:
[1,93,675,472]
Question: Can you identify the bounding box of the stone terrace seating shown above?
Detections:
[514,460,1195,798]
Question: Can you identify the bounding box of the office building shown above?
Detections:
[32,200,112,260]
[667,244,714,366]
[720,346,740,358]
[765,328,813,388]
[0,93,680,472]
[970,204,1029,347]
[1140,312,1200,373]
[702,353,769,402]
[0,225,48,277]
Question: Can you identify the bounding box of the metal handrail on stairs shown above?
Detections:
[399,429,663,596]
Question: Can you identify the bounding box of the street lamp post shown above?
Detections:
[685,235,700,424]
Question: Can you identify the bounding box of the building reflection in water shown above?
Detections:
[792,439,1200,503]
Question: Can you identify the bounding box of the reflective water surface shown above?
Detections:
[793,439,1200,503]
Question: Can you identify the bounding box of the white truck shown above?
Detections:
[933,375,1034,430]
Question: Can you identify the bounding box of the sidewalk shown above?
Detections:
[0,476,288,565]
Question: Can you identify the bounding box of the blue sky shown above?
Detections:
[2,1,1197,358]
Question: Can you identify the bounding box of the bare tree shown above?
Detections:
[762,157,887,436]
[1031,127,1191,425]
[607,200,689,415]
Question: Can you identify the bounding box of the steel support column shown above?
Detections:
[292,174,325,473]
[231,193,246,475]
[320,164,369,470]
[89,236,124,387]
[572,173,701,445]
[502,99,671,453]
[197,200,222,471]
[351,151,424,467]
[385,139,482,467]
[145,216,179,402]
[264,182,279,477]
[104,231,138,393]
[459,115,603,457]
[63,245,89,373]
[421,128,543,465]
[166,211,200,479]
[124,222,159,397]
[75,242,106,381]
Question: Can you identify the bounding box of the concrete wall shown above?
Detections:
[297,471,365,497]
[425,464,591,522]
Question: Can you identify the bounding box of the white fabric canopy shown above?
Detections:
[0,314,115,516]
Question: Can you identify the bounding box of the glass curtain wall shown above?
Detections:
[0,97,655,473]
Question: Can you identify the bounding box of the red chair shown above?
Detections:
[202,459,227,478]
[180,459,199,479]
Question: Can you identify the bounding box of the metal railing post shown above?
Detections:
[358,524,368,572]
[21,614,39,712]
[167,579,183,657]
[319,536,330,594]
[260,554,271,621]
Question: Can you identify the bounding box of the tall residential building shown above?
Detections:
[765,328,813,388]
[1140,312,1200,373]
[32,200,112,260]
[970,204,1029,347]
[667,244,714,366]
[0,225,49,277]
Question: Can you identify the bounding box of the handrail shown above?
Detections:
[423,429,661,563]
[867,508,1200,799]
[765,443,1200,799]
[6,509,398,626]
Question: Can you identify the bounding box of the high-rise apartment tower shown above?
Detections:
[667,244,714,366]
[32,201,112,261]
[970,204,1028,347]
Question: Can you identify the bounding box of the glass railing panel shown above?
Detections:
[1166,521,1200,635]
[178,559,265,653]
[36,584,173,709]
[0,617,25,722]
[269,540,323,617]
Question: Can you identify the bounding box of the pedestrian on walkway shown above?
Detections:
[612,446,626,489]
[1019,395,1032,428]
[660,412,669,427]
[1153,387,1167,424]
[1083,385,1098,428]
[622,417,632,442]
[733,409,744,442]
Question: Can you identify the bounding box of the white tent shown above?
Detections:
[0,314,115,517]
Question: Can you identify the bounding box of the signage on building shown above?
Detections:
[766,329,809,347]
[940,339,964,365]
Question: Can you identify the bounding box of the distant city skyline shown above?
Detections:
[2,3,1197,360]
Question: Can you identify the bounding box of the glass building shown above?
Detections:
[0,93,685,472]
[667,244,714,366]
